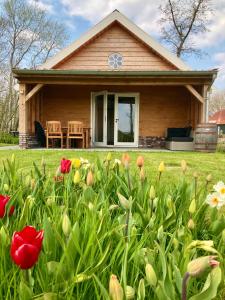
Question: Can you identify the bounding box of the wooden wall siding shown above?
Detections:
[39,85,193,137]
[55,23,176,71]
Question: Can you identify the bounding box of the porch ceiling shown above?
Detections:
[13,69,217,86]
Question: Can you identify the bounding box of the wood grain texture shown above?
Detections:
[33,85,195,138]
[55,23,176,71]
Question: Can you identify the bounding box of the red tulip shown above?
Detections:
[10,226,44,269]
[60,158,71,174]
[0,195,15,218]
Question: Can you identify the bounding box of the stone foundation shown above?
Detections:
[19,133,39,149]
[139,136,166,148]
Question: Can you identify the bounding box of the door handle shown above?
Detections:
[115,118,119,123]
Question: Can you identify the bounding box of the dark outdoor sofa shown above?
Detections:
[165,127,194,151]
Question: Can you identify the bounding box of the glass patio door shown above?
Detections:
[114,94,139,147]
[92,91,107,146]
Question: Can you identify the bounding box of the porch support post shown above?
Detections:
[203,85,210,123]
[19,83,29,149]
[25,83,44,102]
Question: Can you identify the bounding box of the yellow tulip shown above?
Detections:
[106,152,112,161]
[188,218,195,230]
[73,170,81,184]
[145,263,157,287]
[72,158,81,169]
[158,161,165,173]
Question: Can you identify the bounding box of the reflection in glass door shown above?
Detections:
[92,92,138,147]
[114,94,138,147]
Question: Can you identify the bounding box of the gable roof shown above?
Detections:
[209,109,225,124]
[40,10,190,70]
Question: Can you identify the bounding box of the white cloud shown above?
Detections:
[59,0,163,36]
[27,0,54,13]
[192,1,225,48]
[213,52,225,88]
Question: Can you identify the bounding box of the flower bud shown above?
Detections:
[3,184,9,192]
[88,202,94,210]
[149,186,155,200]
[106,152,112,161]
[193,172,198,178]
[136,156,144,168]
[109,274,123,300]
[189,198,196,214]
[137,279,145,300]
[222,229,225,243]
[187,256,219,278]
[139,167,145,182]
[0,226,9,247]
[122,153,130,169]
[157,225,164,241]
[86,170,94,186]
[166,195,173,209]
[117,193,130,210]
[62,213,71,237]
[30,179,35,189]
[181,160,187,173]
[206,174,212,182]
[188,218,195,230]
[145,263,157,287]
[126,286,135,299]
[173,238,179,250]
[158,161,165,173]
[73,170,81,184]
[11,154,15,163]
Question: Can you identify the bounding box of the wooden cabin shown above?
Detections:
[13,10,217,149]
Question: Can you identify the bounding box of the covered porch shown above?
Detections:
[13,69,217,149]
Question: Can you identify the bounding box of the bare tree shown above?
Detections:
[0,0,68,132]
[209,89,225,115]
[159,0,212,57]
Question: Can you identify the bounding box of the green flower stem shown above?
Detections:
[182,272,190,300]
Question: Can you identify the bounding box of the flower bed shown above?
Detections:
[0,154,224,299]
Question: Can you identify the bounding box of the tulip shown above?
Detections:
[136,156,144,169]
[71,158,81,169]
[149,186,155,200]
[73,170,81,184]
[122,153,130,169]
[187,256,219,278]
[145,263,157,287]
[189,198,196,214]
[0,195,15,218]
[106,152,112,161]
[181,160,187,173]
[188,218,195,230]
[60,158,71,174]
[109,274,124,300]
[117,193,130,210]
[3,184,9,192]
[62,213,71,236]
[137,279,145,300]
[126,286,135,299]
[86,170,94,186]
[10,226,44,269]
[158,161,165,173]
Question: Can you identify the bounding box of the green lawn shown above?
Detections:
[0,143,15,147]
[0,149,225,183]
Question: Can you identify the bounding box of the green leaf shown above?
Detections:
[189,267,221,300]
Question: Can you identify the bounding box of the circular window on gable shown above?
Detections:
[108,53,123,69]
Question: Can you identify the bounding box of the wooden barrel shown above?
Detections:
[195,123,218,152]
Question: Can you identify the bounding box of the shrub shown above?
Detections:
[0,132,19,145]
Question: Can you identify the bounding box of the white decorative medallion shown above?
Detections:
[108,53,123,69]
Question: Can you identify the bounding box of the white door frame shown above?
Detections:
[114,93,139,147]
[91,91,107,147]
[91,91,139,147]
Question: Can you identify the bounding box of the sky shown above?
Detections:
[31,0,225,90]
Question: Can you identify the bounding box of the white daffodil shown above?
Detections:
[114,159,121,165]
[213,181,225,197]
[206,192,224,209]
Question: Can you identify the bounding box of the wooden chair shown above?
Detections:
[46,121,63,148]
[67,121,84,149]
